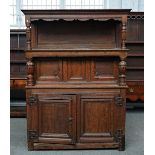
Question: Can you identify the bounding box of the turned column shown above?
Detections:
[26,18,31,50]
[121,16,127,49]
[119,58,127,86]
[26,58,34,86]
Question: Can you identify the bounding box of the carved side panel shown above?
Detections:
[127,14,144,42]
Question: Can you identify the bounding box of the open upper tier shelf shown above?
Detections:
[22,9,131,50]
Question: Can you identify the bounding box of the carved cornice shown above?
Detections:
[21,9,131,23]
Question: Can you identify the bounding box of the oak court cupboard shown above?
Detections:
[22,9,131,150]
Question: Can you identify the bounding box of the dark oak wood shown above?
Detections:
[22,9,131,150]
[126,12,144,103]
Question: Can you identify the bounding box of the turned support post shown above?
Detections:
[26,58,34,86]
[119,58,127,86]
[26,18,31,50]
[121,16,127,49]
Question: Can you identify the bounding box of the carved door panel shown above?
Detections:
[27,94,76,144]
[77,93,124,143]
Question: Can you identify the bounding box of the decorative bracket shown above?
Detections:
[28,95,37,106]
[115,96,124,106]
[28,130,38,140]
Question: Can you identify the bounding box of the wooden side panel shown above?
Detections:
[127,18,138,41]
[138,17,144,41]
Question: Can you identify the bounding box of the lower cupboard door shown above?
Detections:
[77,93,125,143]
[27,94,76,144]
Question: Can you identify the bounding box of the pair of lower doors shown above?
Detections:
[27,92,125,150]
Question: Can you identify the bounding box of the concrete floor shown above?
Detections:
[10,110,144,155]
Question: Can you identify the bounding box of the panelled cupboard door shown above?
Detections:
[77,93,124,143]
[27,94,76,144]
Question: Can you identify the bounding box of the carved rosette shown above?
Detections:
[121,17,127,49]
[114,129,125,151]
[26,19,31,50]
[27,59,34,86]
[119,60,127,86]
